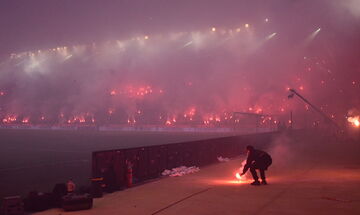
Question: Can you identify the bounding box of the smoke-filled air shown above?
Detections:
[0,0,359,129]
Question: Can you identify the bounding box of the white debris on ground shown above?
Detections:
[162,166,200,177]
[217,156,230,162]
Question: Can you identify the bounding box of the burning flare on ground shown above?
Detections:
[232,159,250,183]
[235,172,242,180]
[205,159,252,185]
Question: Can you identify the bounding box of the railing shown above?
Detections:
[92,131,278,191]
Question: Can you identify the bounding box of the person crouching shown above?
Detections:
[240,145,272,185]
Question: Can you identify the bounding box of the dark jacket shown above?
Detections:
[242,149,272,174]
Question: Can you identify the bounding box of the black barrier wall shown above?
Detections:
[92,132,278,191]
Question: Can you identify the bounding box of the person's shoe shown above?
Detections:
[261,180,267,185]
[250,180,261,186]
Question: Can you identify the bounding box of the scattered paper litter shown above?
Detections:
[162,166,200,177]
[217,156,230,162]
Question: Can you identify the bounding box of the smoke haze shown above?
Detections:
[0,0,359,127]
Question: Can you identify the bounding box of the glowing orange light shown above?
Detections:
[211,27,216,32]
[3,115,17,123]
[355,121,360,127]
[209,179,251,185]
[110,90,116,96]
[348,116,360,127]
[207,170,252,185]
[127,118,136,124]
